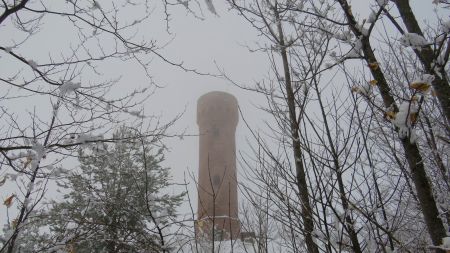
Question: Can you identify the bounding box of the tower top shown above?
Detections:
[197,91,238,127]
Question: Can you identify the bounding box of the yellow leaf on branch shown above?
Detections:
[385,111,396,120]
[410,112,418,124]
[368,62,379,70]
[410,82,430,92]
[369,80,378,86]
[4,195,15,208]
[23,156,32,169]
[67,243,76,253]
[11,219,18,229]
[431,89,437,97]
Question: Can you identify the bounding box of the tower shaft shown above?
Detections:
[196,91,240,240]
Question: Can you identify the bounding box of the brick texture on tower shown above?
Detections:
[195,91,240,241]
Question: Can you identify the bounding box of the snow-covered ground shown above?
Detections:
[176,239,256,253]
[198,240,255,253]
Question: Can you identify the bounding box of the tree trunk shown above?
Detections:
[275,9,320,253]
[393,0,450,125]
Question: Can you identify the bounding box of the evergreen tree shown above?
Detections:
[14,128,183,252]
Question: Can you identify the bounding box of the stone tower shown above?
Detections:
[196,91,240,240]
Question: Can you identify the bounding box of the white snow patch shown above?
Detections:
[385,247,397,253]
[353,82,372,96]
[392,101,418,139]
[442,21,450,33]
[8,151,29,160]
[32,142,45,158]
[334,30,352,41]
[28,60,38,69]
[399,33,429,49]
[27,181,34,192]
[347,38,362,57]
[76,134,103,144]
[124,109,145,118]
[197,239,255,253]
[409,129,418,143]
[356,23,369,36]
[59,81,81,95]
[442,236,450,248]
[204,0,217,14]
[92,1,101,10]
[28,142,46,169]
[367,11,377,23]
